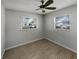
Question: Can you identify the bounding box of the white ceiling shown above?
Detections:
[3,0,77,14]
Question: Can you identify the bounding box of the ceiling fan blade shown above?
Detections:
[45,7,56,10]
[39,0,44,8]
[43,0,53,8]
[40,5,44,8]
[41,0,44,4]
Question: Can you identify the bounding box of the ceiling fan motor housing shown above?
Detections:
[42,10,45,13]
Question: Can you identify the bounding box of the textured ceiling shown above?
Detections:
[3,0,77,14]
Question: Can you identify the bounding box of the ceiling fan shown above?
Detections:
[36,0,56,13]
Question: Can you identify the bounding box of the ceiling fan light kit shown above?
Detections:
[36,0,56,13]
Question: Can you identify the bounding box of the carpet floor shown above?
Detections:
[3,39,77,59]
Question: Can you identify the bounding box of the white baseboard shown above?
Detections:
[5,38,42,50]
[1,49,5,59]
[46,38,77,53]
[5,38,77,53]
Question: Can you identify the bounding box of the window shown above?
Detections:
[22,16,37,29]
[55,15,70,30]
